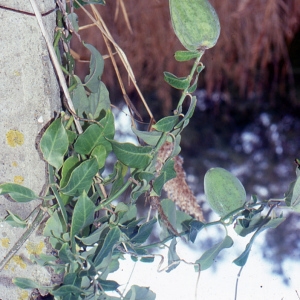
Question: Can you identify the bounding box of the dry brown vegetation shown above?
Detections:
[71,0,300,115]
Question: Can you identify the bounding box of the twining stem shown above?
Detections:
[0,206,45,271]
[176,51,204,111]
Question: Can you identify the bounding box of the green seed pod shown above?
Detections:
[204,168,246,217]
[169,0,220,51]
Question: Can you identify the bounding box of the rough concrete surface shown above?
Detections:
[0,1,60,299]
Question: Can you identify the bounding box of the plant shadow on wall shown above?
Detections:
[1,0,300,299]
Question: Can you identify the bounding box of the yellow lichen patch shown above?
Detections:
[12,161,18,167]
[6,130,24,147]
[0,237,10,248]
[11,255,27,269]
[13,70,21,76]
[14,175,24,185]
[26,241,45,255]
[18,289,29,300]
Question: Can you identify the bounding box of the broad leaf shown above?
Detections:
[40,118,69,170]
[163,72,189,90]
[132,127,180,146]
[93,227,121,267]
[152,115,179,132]
[88,81,111,119]
[167,238,180,272]
[174,50,201,62]
[59,243,76,263]
[74,110,115,155]
[13,277,41,290]
[124,285,156,300]
[153,159,176,196]
[189,220,205,243]
[60,157,98,196]
[4,210,27,228]
[195,235,233,271]
[0,183,38,202]
[71,75,89,118]
[91,144,107,169]
[51,285,84,296]
[131,218,157,244]
[97,279,119,291]
[109,140,152,169]
[84,44,104,93]
[233,217,285,266]
[70,191,96,243]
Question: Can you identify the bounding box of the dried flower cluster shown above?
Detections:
[156,142,205,222]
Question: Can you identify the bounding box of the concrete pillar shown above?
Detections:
[0,1,60,299]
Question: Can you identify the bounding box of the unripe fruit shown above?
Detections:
[169,0,220,51]
[204,168,246,217]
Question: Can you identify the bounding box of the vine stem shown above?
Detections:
[0,206,45,271]
[28,0,83,134]
[176,51,204,111]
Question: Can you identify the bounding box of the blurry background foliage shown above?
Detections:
[68,0,300,283]
[71,0,300,119]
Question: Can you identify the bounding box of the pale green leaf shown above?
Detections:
[84,44,104,93]
[0,183,38,202]
[40,118,69,169]
[163,71,189,90]
[60,157,98,196]
[109,140,152,169]
[195,235,233,271]
[70,191,96,242]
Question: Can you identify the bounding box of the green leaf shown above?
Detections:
[174,50,201,62]
[93,227,121,266]
[110,161,128,196]
[71,191,96,243]
[59,243,76,263]
[51,285,84,296]
[132,127,179,146]
[74,110,115,155]
[71,76,88,118]
[88,81,111,119]
[234,214,264,237]
[233,217,285,266]
[204,167,246,218]
[153,159,176,196]
[91,144,107,169]
[285,176,300,212]
[174,96,197,129]
[97,279,119,291]
[152,115,180,132]
[131,218,157,244]
[195,235,233,271]
[189,220,205,243]
[73,0,105,9]
[167,238,180,272]
[67,13,79,32]
[4,210,27,228]
[84,44,104,93]
[43,210,67,237]
[60,157,99,196]
[13,277,41,290]
[109,140,152,169]
[60,156,80,189]
[124,285,156,300]
[40,118,69,169]
[77,223,109,245]
[0,183,38,202]
[163,71,190,90]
